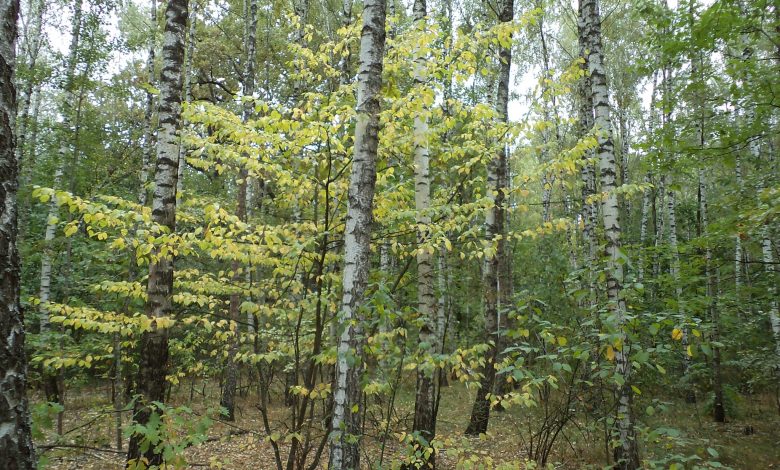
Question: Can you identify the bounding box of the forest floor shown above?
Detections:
[36,380,780,469]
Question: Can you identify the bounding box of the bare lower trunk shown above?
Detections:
[329,0,386,467]
[127,0,188,466]
[734,152,744,292]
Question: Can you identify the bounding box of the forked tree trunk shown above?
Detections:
[0,1,36,466]
[465,0,513,437]
[221,0,258,422]
[127,0,188,466]
[581,0,640,466]
[329,0,386,467]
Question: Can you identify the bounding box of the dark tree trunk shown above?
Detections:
[465,0,513,437]
[220,0,258,422]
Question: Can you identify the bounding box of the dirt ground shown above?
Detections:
[38,380,780,469]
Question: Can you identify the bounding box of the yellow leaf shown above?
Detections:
[687,345,693,357]
[672,328,683,341]
[606,345,615,361]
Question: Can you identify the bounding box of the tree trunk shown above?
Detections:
[38,0,83,432]
[465,0,513,437]
[176,2,196,197]
[581,0,640,466]
[221,0,258,422]
[329,0,386,467]
[139,0,158,207]
[407,0,438,465]
[577,5,596,266]
[0,1,36,466]
[638,73,658,284]
[666,182,695,402]
[698,171,725,422]
[734,151,743,293]
[39,0,82,332]
[127,0,188,466]
[14,0,44,165]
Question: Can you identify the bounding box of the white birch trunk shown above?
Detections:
[734,154,743,290]
[39,0,83,331]
[176,3,196,197]
[127,0,188,465]
[0,1,36,464]
[329,0,386,467]
[408,0,438,460]
[140,0,158,207]
[15,0,44,164]
[582,0,639,465]
[762,231,780,373]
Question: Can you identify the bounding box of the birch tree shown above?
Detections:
[465,0,513,437]
[0,0,36,466]
[139,0,157,207]
[15,0,45,165]
[127,0,188,465]
[329,0,386,467]
[408,0,438,463]
[220,0,258,422]
[581,0,640,465]
[37,0,82,425]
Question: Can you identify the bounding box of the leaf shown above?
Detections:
[605,346,615,361]
[707,447,719,458]
[672,328,683,341]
